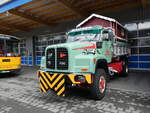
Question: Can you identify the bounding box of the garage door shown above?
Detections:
[129,29,150,70]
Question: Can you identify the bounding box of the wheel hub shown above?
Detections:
[99,76,105,93]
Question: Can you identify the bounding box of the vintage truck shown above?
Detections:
[37,14,129,100]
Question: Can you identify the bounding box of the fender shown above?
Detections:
[96,59,109,74]
[95,59,110,81]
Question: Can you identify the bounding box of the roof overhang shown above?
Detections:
[0,0,147,36]
[0,0,33,13]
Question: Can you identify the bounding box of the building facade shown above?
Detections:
[19,20,150,70]
[127,22,150,70]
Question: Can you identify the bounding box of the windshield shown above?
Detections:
[0,40,19,57]
[67,34,100,42]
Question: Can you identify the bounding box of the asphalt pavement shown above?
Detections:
[0,66,149,113]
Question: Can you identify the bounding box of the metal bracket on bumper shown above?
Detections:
[37,71,92,96]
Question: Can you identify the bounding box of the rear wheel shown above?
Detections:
[120,60,128,76]
[90,68,107,100]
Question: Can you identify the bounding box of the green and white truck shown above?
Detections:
[37,14,129,100]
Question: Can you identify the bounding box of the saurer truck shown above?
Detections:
[37,14,129,100]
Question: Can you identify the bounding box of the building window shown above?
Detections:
[34,33,66,65]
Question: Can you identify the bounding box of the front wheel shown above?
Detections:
[90,68,107,100]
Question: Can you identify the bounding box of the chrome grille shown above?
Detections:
[46,48,55,69]
[46,48,68,70]
[57,48,68,70]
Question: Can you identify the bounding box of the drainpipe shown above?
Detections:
[136,22,139,69]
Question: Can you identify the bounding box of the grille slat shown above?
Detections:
[46,48,55,69]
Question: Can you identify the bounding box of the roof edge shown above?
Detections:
[0,34,20,40]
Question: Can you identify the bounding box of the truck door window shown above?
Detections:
[102,30,114,41]
[102,31,109,41]
[108,31,114,41]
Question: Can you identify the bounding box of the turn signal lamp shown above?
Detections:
[93,58,96,64]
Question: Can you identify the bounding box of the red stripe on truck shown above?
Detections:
[74,41,96,50]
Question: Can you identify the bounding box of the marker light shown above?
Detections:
[93,58,96,64]
[80,68,88,71]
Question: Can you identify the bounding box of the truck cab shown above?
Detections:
[37,14,129,100]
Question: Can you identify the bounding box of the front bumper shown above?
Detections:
[37,70,92,96]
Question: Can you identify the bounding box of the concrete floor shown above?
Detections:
[0,66,150,113]
[108,70,150,93]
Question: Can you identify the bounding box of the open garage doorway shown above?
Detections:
[126,21,150,70]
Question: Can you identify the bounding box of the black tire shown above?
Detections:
[106,73,111,82]
[120,61,128,76]
[90,68,107,100]
[11,69,21,76]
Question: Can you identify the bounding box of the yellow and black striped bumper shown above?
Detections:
[37,71,92,96]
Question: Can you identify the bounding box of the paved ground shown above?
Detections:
[0,66,150,113]
[109,70,150,93]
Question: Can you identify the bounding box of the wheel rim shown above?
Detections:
[125,64,129,73]
[126,65,128,73]
[99,76,106,93]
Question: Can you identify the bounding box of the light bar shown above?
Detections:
[0,0,11,6]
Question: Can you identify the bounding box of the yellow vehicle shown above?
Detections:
[0,34,21,74]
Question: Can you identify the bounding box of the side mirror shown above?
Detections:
[108,32,114,40]
[96,42,102,49]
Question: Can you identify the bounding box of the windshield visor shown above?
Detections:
[67,29,102,42]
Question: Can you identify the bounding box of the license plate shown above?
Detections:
[2,59,11,62]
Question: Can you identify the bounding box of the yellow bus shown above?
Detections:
[0,34,21,74]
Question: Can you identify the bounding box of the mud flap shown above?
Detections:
[39,71,65,96]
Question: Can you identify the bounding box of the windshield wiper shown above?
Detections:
[74,38,80,41]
